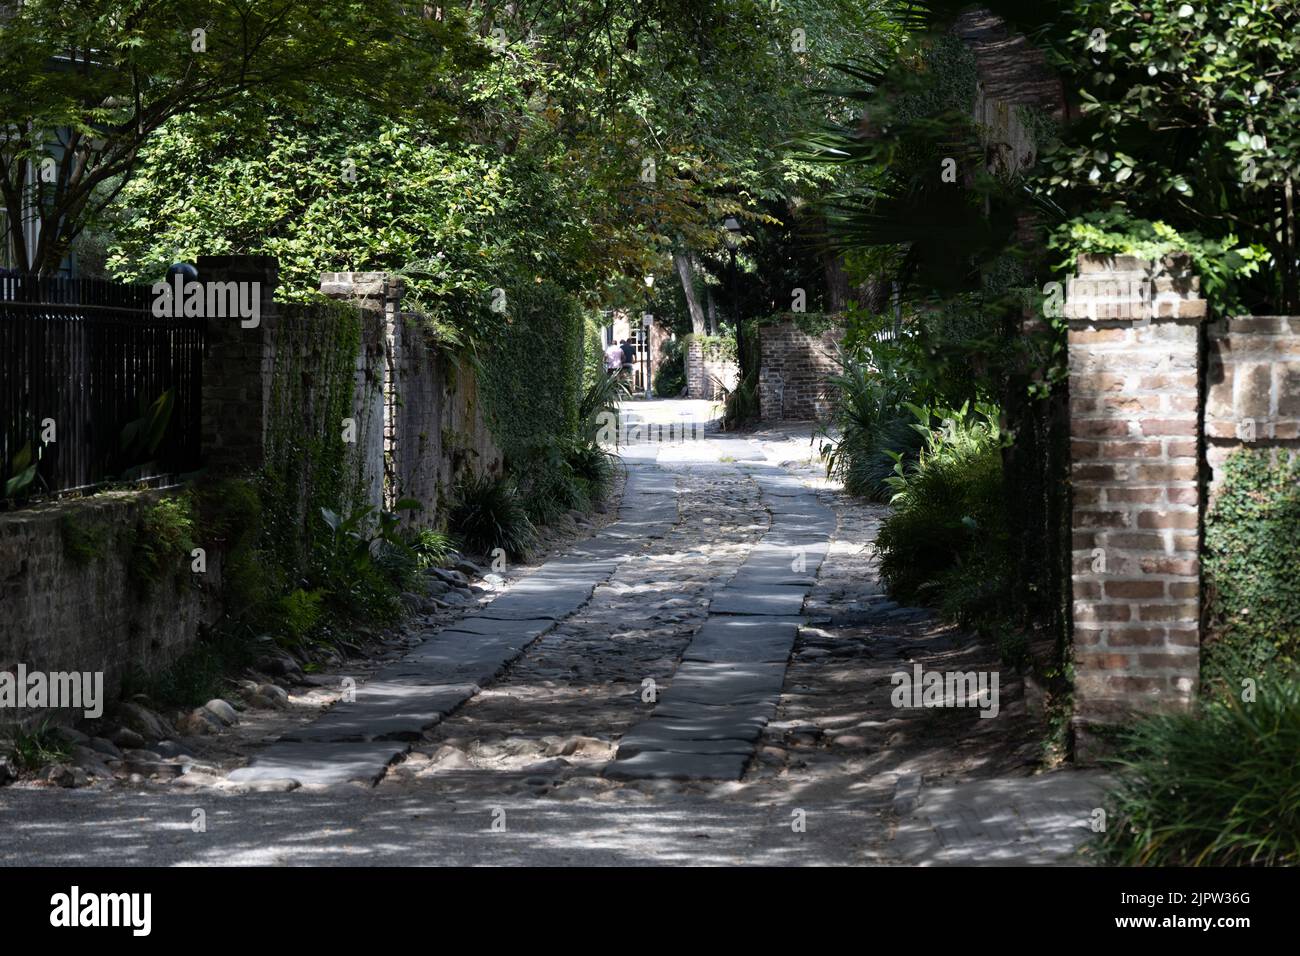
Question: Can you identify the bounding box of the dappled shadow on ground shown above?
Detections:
[378,464,768,792]
[742,490,1043,815]
[0,787,885,866]
[2,434,1070,866]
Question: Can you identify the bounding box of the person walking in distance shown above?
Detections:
[604,339,625,377]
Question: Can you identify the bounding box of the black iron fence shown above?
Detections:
[1,273,204,502]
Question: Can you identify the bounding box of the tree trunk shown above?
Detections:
[857,276,888,315]
[823,250,850,313]
[674,251,706,334]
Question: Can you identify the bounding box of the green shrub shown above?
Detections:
[582,314,607,392]
[1203,450,1300,681]
[448,473,536,559]
[722,371,759,429]
[123,628,258,709]
[567,440,616,502]
[821,345,924,500]
[481,276,584,463]
[276,588,326,641]
[1096,673,1300,866]
[407,528,457,570]
[875,403,1008,619]
[4,720,72,772]
[311,502,416,624]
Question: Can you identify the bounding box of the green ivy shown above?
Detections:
[758,312,842,339]
[1048,209,1267,314]
[1203,450,1300,681]
[128,496,197,596]
[689,332,738,366]
[480,276,584,462]
[258,299,366,587]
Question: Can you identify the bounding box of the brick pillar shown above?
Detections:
[1065,253,1207,759]
[197,255,278,475]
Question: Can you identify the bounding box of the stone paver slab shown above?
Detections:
[227,742,404,786]
[665,661,787,705]
[709,585,808,616]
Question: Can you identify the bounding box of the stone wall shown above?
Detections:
[0,490,224,728]
[757,319,843,421]
[319,272,502,524]
[389,311,502,520]
[1205,315,1300,495]
[0,261,504,731]
[685,335,739,401]
[1064,253,1207,757]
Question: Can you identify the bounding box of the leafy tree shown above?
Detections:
[107,95,580,344]
[1039,0,1300,312]
[106,0,914,336]
[0,0,483,273]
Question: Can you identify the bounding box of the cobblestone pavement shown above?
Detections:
[0,410,1108,866]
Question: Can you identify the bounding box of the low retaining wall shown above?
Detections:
[0,490,223,727]
[1,262,503,730]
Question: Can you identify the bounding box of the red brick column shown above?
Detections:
[1065,253,1206,758]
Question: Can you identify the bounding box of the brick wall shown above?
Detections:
[1205,316,1300,494]
[757,318,843,421]
[1065,254,1206,757]
[685,335,739,401]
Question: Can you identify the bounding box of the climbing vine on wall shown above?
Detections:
[479,276,584,462]
[258,299,366,588]
[1203,449,1300,682]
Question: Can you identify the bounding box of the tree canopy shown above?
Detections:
[0,0,484,273]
